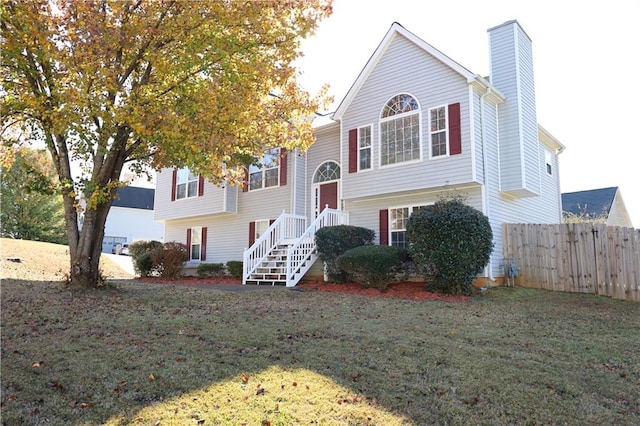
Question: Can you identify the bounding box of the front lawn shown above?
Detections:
[2,279,639,425]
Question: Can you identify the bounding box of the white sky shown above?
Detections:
[296,0,639,227]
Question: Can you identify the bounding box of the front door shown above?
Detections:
[319,181,338,212]
[312,161,341,218]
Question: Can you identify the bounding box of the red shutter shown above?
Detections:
[448,103,461,155]
[171,169,177,201]
[186,228,192,259]
[379,209,389,246]
[198,176,205,196]
[248,221,256,246]
[348,129,358,173]
[242,168,249,192]
[279,148,287,186]
[201,227,207,261]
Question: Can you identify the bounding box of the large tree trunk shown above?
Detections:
[67,201,112,289]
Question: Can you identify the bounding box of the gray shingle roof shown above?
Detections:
[561,187,617,218]
[112,186,155,210]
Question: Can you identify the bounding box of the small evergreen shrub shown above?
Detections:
[135,252,155,277]
[336,245,403,290]
[226,260,243,279]
[153,241,188,279]
[407,198,493,295]
[128,240,163,276]
[197,262,225,277]
[315,225,375,282]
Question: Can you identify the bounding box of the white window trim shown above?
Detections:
[545,149,553,175]
[358,124,373,171]
[254,219,270,241]
[249,148,280,192]
[378,93,423,168]
[429,104,449,160]
[189,226,202,262]
[388,203,432,247]
[176,168,199,200]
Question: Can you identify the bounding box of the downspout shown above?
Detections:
[304,151,308,219]
[480,86,495,282]
[291,148,297,215]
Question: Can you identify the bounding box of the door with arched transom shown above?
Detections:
[312,161,340,217]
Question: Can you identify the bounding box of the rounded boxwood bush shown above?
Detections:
[197,262,225,277]
[336,245,403,290]
[226,260,243,280]
[407,199,493,295]
[315,225,375,282]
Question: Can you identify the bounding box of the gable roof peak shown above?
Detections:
[333,22,501,120]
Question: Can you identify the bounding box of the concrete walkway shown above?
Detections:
[103,253,135,276]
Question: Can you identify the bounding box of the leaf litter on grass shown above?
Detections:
[1,240,639,425]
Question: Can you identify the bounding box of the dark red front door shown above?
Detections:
[319,181,338,212]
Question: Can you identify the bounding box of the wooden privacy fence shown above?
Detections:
[503,223,640,302]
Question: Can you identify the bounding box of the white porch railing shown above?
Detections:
[285,208,349,286]
[242,212,307,284]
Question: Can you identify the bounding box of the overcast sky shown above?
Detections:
[296,0,639,227]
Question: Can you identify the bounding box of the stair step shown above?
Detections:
[245,280,286,286]
[250,273,287,280]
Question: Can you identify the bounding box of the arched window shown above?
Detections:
[313,161,340,183]
[380,94,421,166]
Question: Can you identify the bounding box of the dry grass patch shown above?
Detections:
[0,238,131,281]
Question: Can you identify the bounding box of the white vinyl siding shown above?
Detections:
[305,123,341,221]
[154,168,238,221]
[340,34,473,201]
[489,21,540,197]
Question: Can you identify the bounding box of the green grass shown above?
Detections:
[1,280,639,425]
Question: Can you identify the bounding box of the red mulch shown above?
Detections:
[135,276,469,302]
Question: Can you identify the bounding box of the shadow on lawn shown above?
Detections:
[3,278,639,425]
[2,278,444,424]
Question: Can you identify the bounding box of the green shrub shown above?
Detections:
[128,240,163,276]
[315,225,375,282]
[226,260,243,279]
[197,262,225,277]
[407,199,493,295]
[135,252,155,277]
[336,245,403,290]
[153,241,188,279]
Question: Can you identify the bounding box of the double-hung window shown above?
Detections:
[430,106,448,157]
[390,205,428,248]
[189,227,202,261]
[176,168,199,199]
[249,148,280,190]
[358,125,372,170]
[380,94,421,166]
[545,150,553,175]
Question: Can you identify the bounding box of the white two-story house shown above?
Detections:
[154,20,565,286]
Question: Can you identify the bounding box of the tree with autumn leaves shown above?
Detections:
[1,0,332,289]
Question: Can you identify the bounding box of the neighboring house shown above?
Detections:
[562,187,634,228]
[154,20,565,286]
[102,186,164,253]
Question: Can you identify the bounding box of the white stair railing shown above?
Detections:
[243,212,307,284]
[285,208,349,287]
